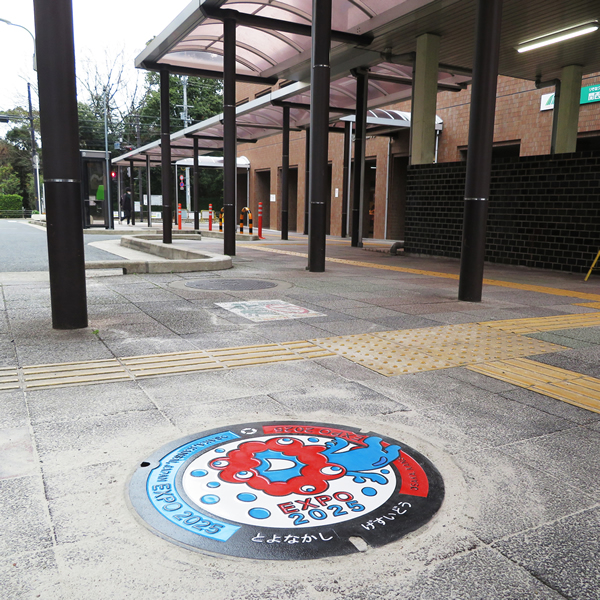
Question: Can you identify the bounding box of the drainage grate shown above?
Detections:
[185,279,278,291]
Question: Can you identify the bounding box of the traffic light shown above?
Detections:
[111,171,117,180]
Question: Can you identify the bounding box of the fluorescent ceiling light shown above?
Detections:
[517,22,598,53]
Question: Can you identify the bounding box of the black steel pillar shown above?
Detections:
[33,0,87,329]
[351,70,368,247]
[193,137,200,230]
[129,160,136,225]
[341,120,351,238]
[303,127,310,235]
[458,0,503,302]
[146,154,152,227]
[281,106,290,240]
[223,17,237,256]
[160,68,173,244]
[308,0,332,273]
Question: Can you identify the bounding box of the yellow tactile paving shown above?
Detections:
[312,333,456,375]
[0,367,20,391]
[312,324,563,376]
[121,342,335,379]
[467,358,600,414]
[22,359,130,389]
[574,302,600,309]
[480,313,600,334]
[239,244,600,302]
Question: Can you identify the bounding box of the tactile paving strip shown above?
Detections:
[6,342,335,390]
[0,367,20,391]
[467,358,600,414]
[480,313,600,334]
[311,324,564,376]
[22,359,131,389]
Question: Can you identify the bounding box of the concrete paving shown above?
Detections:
[1,221,600,600]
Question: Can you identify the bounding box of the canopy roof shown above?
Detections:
[137,0,600,84]
[115,0,600,167]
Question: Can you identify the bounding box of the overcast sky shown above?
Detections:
[0,0,191,111]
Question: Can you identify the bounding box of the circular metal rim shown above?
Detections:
[129,421,444,560]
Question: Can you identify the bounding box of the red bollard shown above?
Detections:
[258,202,265,239]
[208,203,213,231]
[178,204,182,230]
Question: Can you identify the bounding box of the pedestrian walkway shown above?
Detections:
[1,227,599,599]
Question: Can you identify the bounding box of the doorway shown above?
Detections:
[255,170,271,228]
[387,156,408,240]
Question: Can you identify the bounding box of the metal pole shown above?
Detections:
[146,154,152,227]
[27,83,40,214]
[303,127,309,235]
[33,0,87,329]
[103,88,112,229]
[223,17,237,256]
[458,0,503,302]
[351,70,368,247]
[138,165,144,224]
[129,160,135,225]
[341,120,351,238]
[193,137,200,230]
[308,0,332,272]
[281,105,290,240]
[160,67,172,244]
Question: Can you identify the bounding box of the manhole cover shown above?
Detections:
[185,279,278,291]
[129,421,444,560]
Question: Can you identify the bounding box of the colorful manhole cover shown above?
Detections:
[129,422,444,560]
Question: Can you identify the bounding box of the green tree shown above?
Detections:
[0,164,21,195]
[0,126,36,209]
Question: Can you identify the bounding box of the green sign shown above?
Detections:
[581,84,600,105]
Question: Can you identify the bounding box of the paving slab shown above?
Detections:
[2,227,600,598]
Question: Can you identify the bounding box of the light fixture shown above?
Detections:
[516,21,598,53]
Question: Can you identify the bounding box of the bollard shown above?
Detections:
[208,203,213,231]
[219,207,224,232]
[240,207,252,234]
[178,204,182,230]
[258,202,265,239]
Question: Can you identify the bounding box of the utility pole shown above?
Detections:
[103,87,113,228]
[27,83,41,213]
[181,76,191,212]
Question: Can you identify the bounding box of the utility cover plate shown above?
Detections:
[185,279,277,290]
[129,421,444,560]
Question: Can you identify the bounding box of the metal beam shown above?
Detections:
[202,6,372,47]
[281,105,289,240]
[33,0,87,329]
[364,70,466,92]
[272,100,355,115]
[458,0,503,302]
[341,120,351,238]
[160,67,173,244]
[308,0,332,272]
[142,61,278,86]
[184,133,257,143]
[146,154,152,227]
[193,137,200,230]
[223,17,236,256]
[351,70,368,247]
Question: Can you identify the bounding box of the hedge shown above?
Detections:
[0,194,23,210]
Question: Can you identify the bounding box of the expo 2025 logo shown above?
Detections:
[129,422,444,560]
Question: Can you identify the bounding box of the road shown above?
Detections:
[0,220,122,271]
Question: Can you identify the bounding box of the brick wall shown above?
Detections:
[405,151,600,273]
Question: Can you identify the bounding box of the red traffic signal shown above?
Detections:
[111,171,117,180]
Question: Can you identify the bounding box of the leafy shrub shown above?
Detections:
[0,194,23,210]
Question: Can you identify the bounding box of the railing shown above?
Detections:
[0,209,35,219]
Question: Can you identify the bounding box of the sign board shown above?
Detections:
[216,300,325,322]
[128,422,444,560]
[541,84,600,111]
[270,194,276,203]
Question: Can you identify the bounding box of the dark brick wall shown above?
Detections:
[405,151,600,273]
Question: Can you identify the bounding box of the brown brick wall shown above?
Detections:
[236,74,600,237]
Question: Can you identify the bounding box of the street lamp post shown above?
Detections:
[0,18,37,71]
